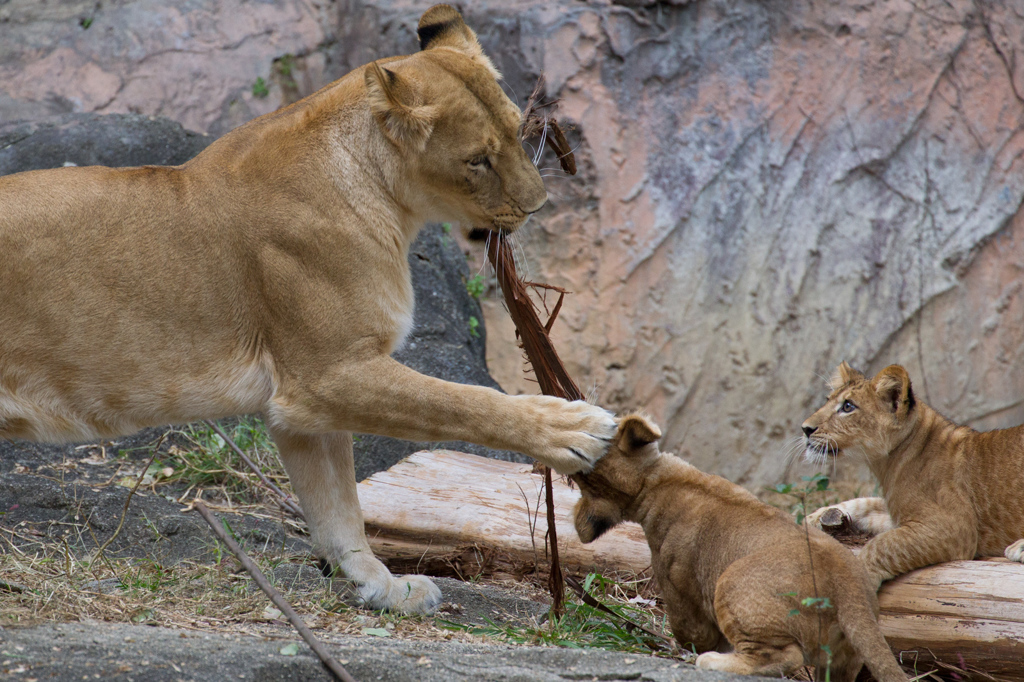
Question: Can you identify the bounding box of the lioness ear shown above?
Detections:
[872,365,915,416]
[417,4,500,78]
[617,414,662,454]
[574,496,622,544]
[364,61,436,151]
[830,361,865,390]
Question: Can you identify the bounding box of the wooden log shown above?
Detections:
[357,450,1024,680]
[358,449,651,580]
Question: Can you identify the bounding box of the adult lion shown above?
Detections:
[0,5,616,614]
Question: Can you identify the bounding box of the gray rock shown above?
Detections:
[0,113,214,174]
[0,621,767,681]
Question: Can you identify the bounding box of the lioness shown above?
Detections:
[573,415,905,682]
[802,363,1024,588]
[0,5,616,614]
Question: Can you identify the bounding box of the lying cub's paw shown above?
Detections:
[1005,539,1024,563]
[804,506,833,528]
[519,396,617,475]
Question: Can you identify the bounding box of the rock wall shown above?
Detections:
[3,0,1023,488]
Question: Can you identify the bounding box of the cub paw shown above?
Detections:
[696,652,741,672]
[1005,539,1024,563]
[804,506,833,528]
[521,396,616,475]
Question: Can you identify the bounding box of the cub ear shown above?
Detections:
[417,4,500,78]
[574,496,622,544]
[872,365,915,416]
[364,61,436,151]
[829,361,865,390]
[617,413,662,454]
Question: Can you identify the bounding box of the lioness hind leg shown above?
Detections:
[269,427,441,615]
[696,643,803,677]
[1005,539,1024,563]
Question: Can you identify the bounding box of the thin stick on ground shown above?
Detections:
[192,499,356,682]
[204,420,305,521]
[563,574,675,648]
[93,433,166,563]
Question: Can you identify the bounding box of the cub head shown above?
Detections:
[572,414,663,544]
[363,4,546,233]
[801,362,917,466]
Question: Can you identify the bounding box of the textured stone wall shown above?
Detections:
[3,0,1023,488]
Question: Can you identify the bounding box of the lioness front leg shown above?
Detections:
[269,427,442,614]
[805,497,893,536]
[273,355,617,475]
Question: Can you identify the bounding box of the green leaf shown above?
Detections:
[252,77,269,99]
[279,643,299,656]
[468,316,480,338]
[788,608,800,617]
[362,627,391,637]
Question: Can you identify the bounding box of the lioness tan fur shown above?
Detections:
[573,415,906,682]
[0,5,616,614]
[802,363,1024,588]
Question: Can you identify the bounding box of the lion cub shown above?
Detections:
[573,415,905,682]
[803,363,1024,588]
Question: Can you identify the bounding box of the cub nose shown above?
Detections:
[802,425,817,438]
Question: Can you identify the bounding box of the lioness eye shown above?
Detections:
[840,400,856,414]
[468,155,490,170]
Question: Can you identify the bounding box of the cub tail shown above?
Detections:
[835,591,906,682]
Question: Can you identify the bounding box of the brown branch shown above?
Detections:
[563,574,675,648]
[488,235,586,618]
[192,500,357,682]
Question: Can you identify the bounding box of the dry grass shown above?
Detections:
[0,532,487,648]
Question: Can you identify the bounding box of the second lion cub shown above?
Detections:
[573,415,905,682]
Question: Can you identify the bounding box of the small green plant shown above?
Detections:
[468,315,480,338]
[773,473,835,678]
[80,17,93,29]
[771,472,831,524]
[465,273,486,300]
[441,572,677,658]
[252,77,269,99]
[275,54,297,89]
[277,54,295,77]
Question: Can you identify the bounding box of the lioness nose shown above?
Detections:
[802,425,817,438]
[525,192,547,215]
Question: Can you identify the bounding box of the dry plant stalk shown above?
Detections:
[489,77,584,618]
[488,237,576,618]
[192,500,357,682]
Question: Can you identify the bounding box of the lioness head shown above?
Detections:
[572,414,663,543]
[801,362,916,465]
[363,4,547,232]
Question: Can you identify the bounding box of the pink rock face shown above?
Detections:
[3,0,1023,488]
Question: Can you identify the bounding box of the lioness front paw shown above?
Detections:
[1005,539,1024,563]
[374,574,443,615]
[336,550,442,615]
[518,396,617,475]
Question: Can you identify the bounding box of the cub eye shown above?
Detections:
[468,155,491,170]
[839,400,856,414]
